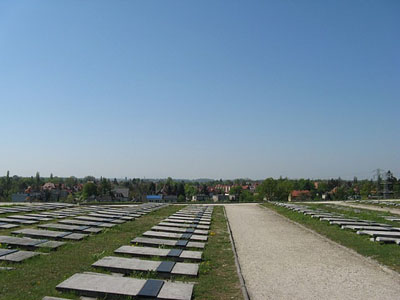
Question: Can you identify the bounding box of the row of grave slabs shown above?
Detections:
[0,203,74,215]
[43,205,214,300]
[0,202,155,230]
[0,203,167,264]
[353,199,400,208]
[0,203,75,229]
[275,203,400,245]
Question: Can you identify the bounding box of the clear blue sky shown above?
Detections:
[0,1,399,180]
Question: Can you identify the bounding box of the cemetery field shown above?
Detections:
[0,205,242,300]
[0,205,180,300]
[263,202,400,273]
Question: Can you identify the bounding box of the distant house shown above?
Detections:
[42,182,56,190]
[11,193,29,202]
[192,195,209,202]
[112,188,130,201]
[146,195,177,203]
[147,195,163,202]
[13,192,41,202]
[228,194,238,201]
[214,184,232,195]
[212,194,228,202]
[288,190,311,202]
[163,195,178,203]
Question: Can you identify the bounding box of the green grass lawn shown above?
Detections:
[0,205,243,300]
[262,202,400,273]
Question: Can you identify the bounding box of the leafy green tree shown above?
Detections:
[239,190,254,202]
[275,179,294,201]
[83,176,96,183]
[184,184,197,199]
[35,172,41,191]
[65,176,78,188]
[256,178,277,201]
[4,170,11,200]
[66,193,75,203]
[332,186,348,200]
[177,182,185,197]
[229,186,242,196]
[98,178,112,196]
[360,180,374,199]
[82,182,98,199]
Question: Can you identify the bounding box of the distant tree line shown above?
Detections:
[0,171,399,202]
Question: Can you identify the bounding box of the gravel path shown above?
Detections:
[225,204,400,300]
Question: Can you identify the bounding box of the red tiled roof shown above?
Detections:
[291,190,311,197]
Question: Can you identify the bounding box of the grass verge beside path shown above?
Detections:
[194,206,243,300]
[0,205,181,300]
[262,202,400,273]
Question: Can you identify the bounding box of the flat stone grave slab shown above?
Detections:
[132,237,205,249]
[115,245,202,261]
[0,235,49,247]
[82,227,103,234]
[152,225,209,235]
[36,240,66,249]
[12,228,86,240]
[0,250,40,262]
[56,272,194,300]
[92,256,198,276]
[158,222,210,230]
[8,215,52,221]
[164,218,211,225]
[26,213,59,219]
[385,217,400,222]
[143,230,208,241]
[177,210,211,214]
[319,217,359,222]
[75,216,125,224]
[38,223,91,232]
[357,230,400,238]
[88,213,133,221]
[303,211,330,215]
[168,216,211,221]
[375,236,400,244]
[310,214,339,218]
[96,210,131,215]
[38,213,66,219]
[64,233,88,240]
[0,249,18,257]
[59,219,115,228]
[0,217,38,225]
[330,221,381,226]
[342,225,396,231]
[42,297,72,300]
[0,223,19,229]
[172,213,210,219]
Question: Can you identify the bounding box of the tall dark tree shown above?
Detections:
[4,170,11,199]
[35,172,41,191]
